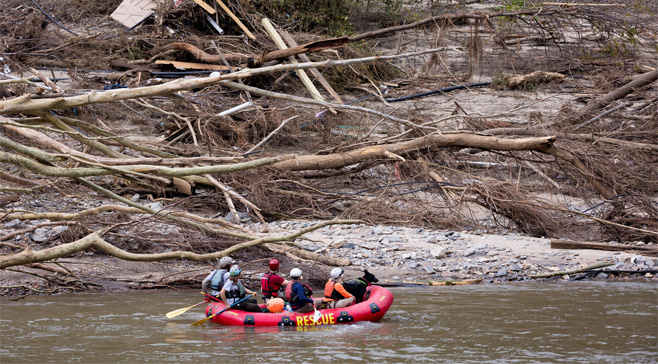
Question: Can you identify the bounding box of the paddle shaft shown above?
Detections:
[190,295,252,326]
[201,291,222,302]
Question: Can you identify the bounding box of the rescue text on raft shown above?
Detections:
[204,285,394,326]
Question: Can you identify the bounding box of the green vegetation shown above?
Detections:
[492,0,539,12]
[248,0,430,35]
[248,0,355,36]
[127,46,146,61]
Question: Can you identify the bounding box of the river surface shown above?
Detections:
[1,282,656,363]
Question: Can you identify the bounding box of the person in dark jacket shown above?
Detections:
[283,268,317,313]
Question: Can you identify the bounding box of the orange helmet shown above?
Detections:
[269,258,280,271]
[267,297,285,313]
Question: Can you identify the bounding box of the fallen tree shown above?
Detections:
[551,240,658,257]
[531,261,615,279]
[0,220,356,269]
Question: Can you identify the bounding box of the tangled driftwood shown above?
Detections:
[1,1,656,293]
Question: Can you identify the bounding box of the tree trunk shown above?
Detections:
[551,240,658,257]
[0,220,358,269]
[273,134,556,170]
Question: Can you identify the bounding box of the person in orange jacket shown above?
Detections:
[322,268,355,309]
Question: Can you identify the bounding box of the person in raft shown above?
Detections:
[261,258,289,304]
[322,268,355,309]
[219,265,261,312]
[201,256,234,297]
[284,268,317,313]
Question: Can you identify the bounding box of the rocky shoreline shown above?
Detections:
[1,218,657,299]
[258,221,658,283]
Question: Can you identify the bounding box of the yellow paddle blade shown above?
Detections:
[191,315,214,326]
[166,305,194,318]
[165,301,205,319]
[165,307,190,319]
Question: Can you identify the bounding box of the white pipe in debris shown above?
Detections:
[205,15,224,35]
[218,101,253,116]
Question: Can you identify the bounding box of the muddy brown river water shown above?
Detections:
[1,282,656,363]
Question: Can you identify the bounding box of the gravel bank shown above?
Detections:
[259,221,658,283]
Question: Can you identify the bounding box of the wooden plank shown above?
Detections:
[155,60,230,71]
[213,0,255,40]
[191,0,216,14]
[551,240,658,257]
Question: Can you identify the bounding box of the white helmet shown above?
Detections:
[290,268,302,278]
[219,256,234,268]
[330,268,344,279]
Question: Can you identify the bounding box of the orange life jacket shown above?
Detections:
[324,279,344,301]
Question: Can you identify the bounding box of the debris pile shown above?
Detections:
[1,0,657,294]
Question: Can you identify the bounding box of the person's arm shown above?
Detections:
[201,272,214,294]
[220,289,230,308]
[293,283,314,305]
[220,281,231,307]
[273,275,287,288]
[334,282,354,299]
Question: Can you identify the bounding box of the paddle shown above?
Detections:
[190,295,252,326]
[165,301,206,319]
[166,292,221,318]
[312,304,322,323]
[200,291,222,301]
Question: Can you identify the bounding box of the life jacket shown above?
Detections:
[224,280,246,299]
[261,272,282,298]
[284,282,313,304]
[209,269,228,291]
[324,279,345,301]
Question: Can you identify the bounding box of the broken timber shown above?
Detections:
[155,60,231,71]
[551,240,658,257]
[531,261,614,279]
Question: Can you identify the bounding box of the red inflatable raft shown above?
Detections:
[204,285,393,327]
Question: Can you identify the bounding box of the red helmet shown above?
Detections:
[269,258,280,271]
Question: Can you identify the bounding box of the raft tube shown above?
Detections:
[204,285,394,327]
